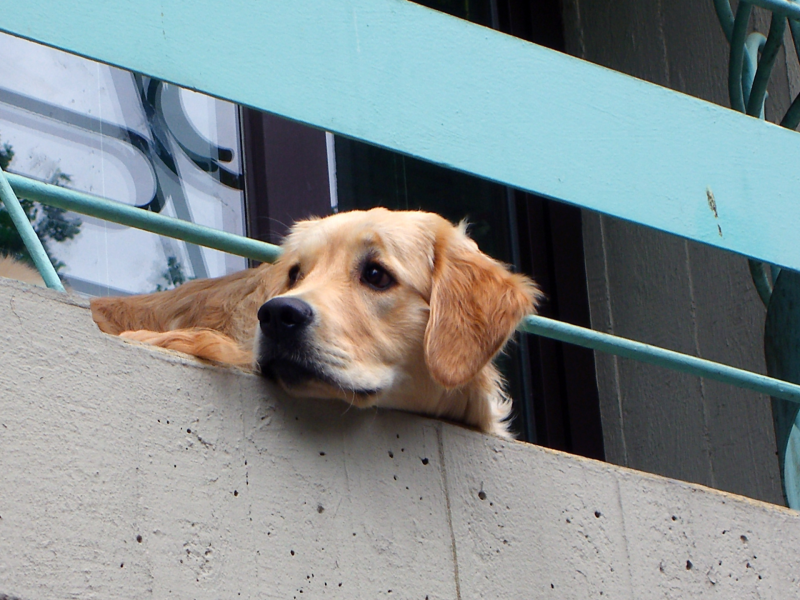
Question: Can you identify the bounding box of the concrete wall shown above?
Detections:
[1,278,799,599]
[561,0,787,504]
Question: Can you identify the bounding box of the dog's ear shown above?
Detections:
[424,230,540,389]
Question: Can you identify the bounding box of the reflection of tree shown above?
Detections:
[0,136,82,272]
[0,79,244,288]
[154,255,192,291]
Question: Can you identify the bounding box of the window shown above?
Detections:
[0,32,246,295]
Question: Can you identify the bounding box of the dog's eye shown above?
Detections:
[361,262,394,291]
[288,264,301,287]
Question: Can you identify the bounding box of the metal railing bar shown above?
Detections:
[7,173,797,405]
[9,1,800,274]
[520,315,800,405]
[744,32,768,114]
[714,0,736,42]
[729,2,752,113]
[6,172,283,265]
[747,14,785,117]
[750,0,800,20]
[749,258,774,305]
[781,19,800,129]
[0,168,65,291]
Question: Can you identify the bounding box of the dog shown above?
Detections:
[91,208,540,437]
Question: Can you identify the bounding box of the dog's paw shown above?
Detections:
[119,330,163,343]
[119,328,253,367]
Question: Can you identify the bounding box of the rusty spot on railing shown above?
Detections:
[706,187,723,237]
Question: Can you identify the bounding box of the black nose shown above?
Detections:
[258,297,314,339]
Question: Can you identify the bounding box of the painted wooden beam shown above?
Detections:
[3,0,800,270]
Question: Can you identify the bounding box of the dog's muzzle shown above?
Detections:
[258,297,314,340]
[256,296,383,398]
[256,297,320,385]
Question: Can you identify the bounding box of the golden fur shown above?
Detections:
[91,209,540,437]
[0,256,46,287]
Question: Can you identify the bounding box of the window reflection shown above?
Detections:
[0,32,246,295]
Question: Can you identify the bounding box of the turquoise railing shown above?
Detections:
[713,0,800,508]
[0,169,64,292]
[6,0,800,273]
[1,172,282,266]
[4,0,800,502]
[6,162,800,407]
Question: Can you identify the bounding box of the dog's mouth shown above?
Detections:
[260,357,323,386]
[259,356,382,398]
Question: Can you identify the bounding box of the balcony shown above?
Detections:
[2,276,799,598]
[3,1,800,597]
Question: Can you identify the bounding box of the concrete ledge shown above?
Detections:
[1,278,798,599]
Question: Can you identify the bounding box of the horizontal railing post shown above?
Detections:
[520,314,800,405]
[6,173,282,265]
[7,176,798,408]
[7,173,800,403]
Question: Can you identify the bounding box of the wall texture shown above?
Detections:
[561,0,786,504]
[1,279,799,599]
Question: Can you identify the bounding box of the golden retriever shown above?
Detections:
[90,209,539,438]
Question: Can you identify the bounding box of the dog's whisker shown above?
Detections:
[337,384,356,416]
[315,359,348,369]
[316,347,349,361]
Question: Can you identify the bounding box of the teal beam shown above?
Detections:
[0,168,65,291]
[520,315,800,405]
[6,174,282,264]
[4,3,800,272]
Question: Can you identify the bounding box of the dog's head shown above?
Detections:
[256,208,539,437]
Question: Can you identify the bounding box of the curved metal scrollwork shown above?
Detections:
[0,61,247,287]
[714,0,800,508]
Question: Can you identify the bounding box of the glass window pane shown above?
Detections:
[0,32,246,296]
